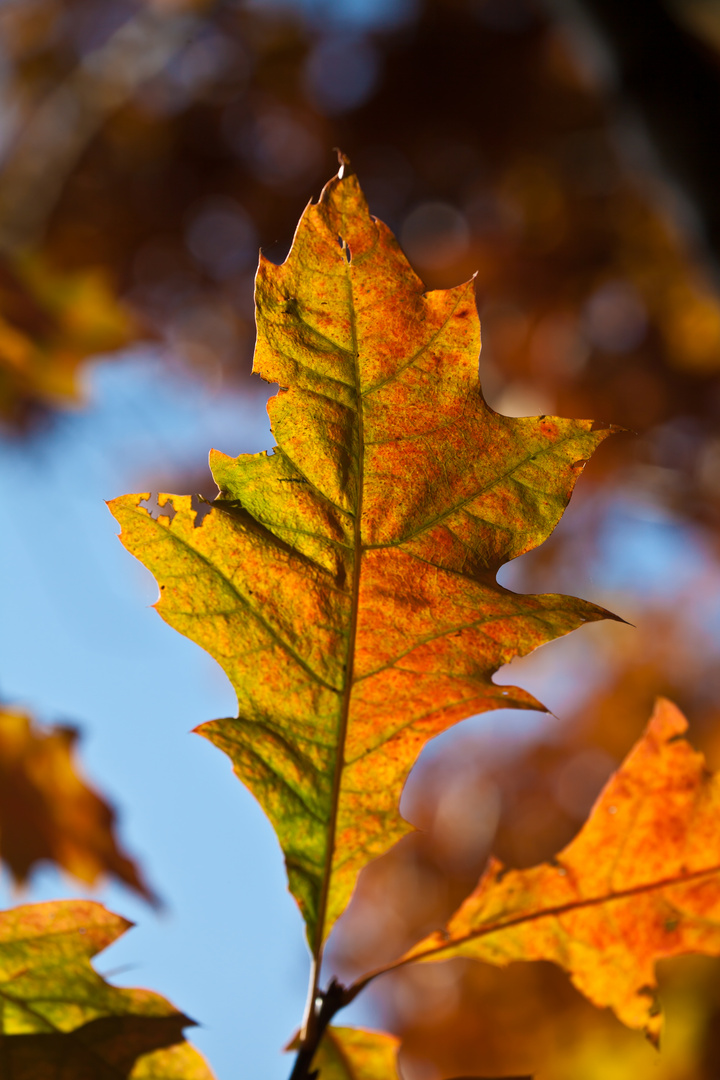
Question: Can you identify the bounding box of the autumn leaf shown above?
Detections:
[0,900,206,1078]
[109,160,617,955]
[393,698,720,1044]
[309,1026,400,1080]
[0,708,156,903]
[0,253,134,428]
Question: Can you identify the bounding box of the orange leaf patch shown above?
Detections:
[401,699,720,1043]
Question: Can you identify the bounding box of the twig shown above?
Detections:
[287,978,352,1080]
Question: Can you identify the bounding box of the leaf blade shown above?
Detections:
[109,164,618,953]
[401,698,720,1043]
[0,900,208,1079]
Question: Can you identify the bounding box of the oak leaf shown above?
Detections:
[398,698,720,1044]
[0,708,155,902]
[109,161,617,953]
[0,900,208,1078]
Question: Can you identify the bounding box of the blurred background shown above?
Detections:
[2,0,720,1076]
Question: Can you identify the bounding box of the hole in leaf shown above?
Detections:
[191,493,213,528]
[139,494,177,524]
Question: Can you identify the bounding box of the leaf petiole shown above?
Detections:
[289,978,352,1080]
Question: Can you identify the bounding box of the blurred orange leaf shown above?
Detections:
[0,707,156,903]
[400,699,720,1044]
[0,253,134,427]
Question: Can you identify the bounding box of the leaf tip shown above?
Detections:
[590,419,626,436]
[176,1011,199,1030]
[644,1016,662,1050]
[334,147,353,179]
[648,696,689,743]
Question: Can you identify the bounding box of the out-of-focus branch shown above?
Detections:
[0,6,200,255]
[556,0,720,270]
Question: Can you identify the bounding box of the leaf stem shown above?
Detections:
[288,978,351,1080]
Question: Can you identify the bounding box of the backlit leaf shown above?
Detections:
[400,698,720,1044]
[109,162,617,953]
[311,1026,400,1080]
[0,900,204,1077]
[0,708,156,903]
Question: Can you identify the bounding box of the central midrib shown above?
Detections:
[310,231,364,968]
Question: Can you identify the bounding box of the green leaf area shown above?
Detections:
[0,900,214,1079]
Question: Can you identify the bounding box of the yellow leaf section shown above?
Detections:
[0,253,134,425]
[0,900,206,1077]
[312,1026,400,1080]
[401,699,720,1044]
[131,1042,216,1079]
[0,708,156,903]
[109,162,618,953]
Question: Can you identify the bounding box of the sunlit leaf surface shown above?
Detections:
[402,699,720,1043]
[110,163,617,953]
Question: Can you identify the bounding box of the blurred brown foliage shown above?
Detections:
[0,708,156,902]
[4,0,720,1077]
[2,0,719,511]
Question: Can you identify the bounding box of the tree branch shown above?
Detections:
[287,978,352,1080]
